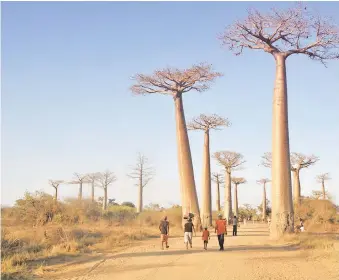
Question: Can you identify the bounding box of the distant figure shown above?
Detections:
[232,216,238,236]
[267,217,271,227]
[184,218,195,249]
[300,218,305,232]
[202,227,210,250]
[215,214,227,251]
[184,218,196,249]
[159,216,169,250]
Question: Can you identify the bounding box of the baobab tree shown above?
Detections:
[127,153,155,213]
[87,172,101,202]
[220,4,339,237]
[257,178,271,221]
[213,151,245,221]
[188,114,230,226]
[212,172,224,212]
[131,63,222,227]
[67,173,89,200]
[49,180,64,201]
[231,177,247,219]
[290,153,319,204]
[316,173,331,200]
[97,170,117,210]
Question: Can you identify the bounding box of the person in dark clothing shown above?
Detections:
[184,218,196,249]
[232,216,238,236]
[159,216,170,250]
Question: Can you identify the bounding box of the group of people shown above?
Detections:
[158,214,239,251]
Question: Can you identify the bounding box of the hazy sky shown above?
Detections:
[2,2,339,208]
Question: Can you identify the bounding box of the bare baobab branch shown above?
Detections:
[290,153,319,171]
[213,151,246,172]
[219,4,339,64]
[87,172,102,202]
[67,173,91,201]
[256,178,271,185]
[260,152,272,168]
[231,177,247,185]
[212,172,224,185]
[131,63,223,98]
[187,114,231,131]
[316,172,331,183]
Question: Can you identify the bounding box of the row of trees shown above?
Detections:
[131,3,338,237]
[49,153,155,212]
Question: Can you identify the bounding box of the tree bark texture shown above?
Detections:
[263,184,267,221]
[137,176,143,213]
[322,181,326,200]
[293,170,301,205]
[78,182,83,201]
[202,131,212,227]
[174,95,201,228]
[102,187,107,210]
[224,169,232,222]
[54,187,58,201]
[216,181,221,212]
[234,184,239,218]
[91,182,95,202]
[271,54,294,238]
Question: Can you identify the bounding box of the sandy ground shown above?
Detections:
[47,224,339,280]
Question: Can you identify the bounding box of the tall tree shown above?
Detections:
[316,173,331,200]
[127,153,155,213]
[256,178,271,221]
[48,180,64,201]
[220,4,339,237]
[97,170,117,210]
[188,114,230,226]
[131,63,222,227]
[68,173,89,200]
[87,172,101,202]
[212,172,224,212]
[231,177,247,218]
[290,153,319,204]
[213,151,245,221]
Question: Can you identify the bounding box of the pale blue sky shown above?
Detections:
[2,2,339,208]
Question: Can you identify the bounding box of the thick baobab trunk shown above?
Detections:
[137,177,143,213]
[262,184,266,221]
[224,170,232,222]
[321,181,326,200]
[174,95,201,228]
[293,170,301,204]
[271,54,294,238]
[234,184,238,218]
[102,187,107,210]
[216,181,221,212]
[91,182,95,202]
[78,182,83,200]
[54,187,58,201]
[201,131,212,227]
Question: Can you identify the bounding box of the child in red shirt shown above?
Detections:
[202,227,210,250]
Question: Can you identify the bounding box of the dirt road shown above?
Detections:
[55,224,338,280]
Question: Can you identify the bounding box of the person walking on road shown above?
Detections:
[184,218,196,249]
[215,214,227,251]
[202,227,210,250]
[159,216,170,250]
[232,216,238,236]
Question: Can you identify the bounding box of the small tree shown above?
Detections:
[212,172,224,212]
[122,202,136,208]
[213,151,246,221]
[256,178,271,221]
[188,114,230,226]
[315,173,331,200]
[221,4,339,237]
[127,153,155,213]
[290,153,319,204]
[131,63,222,228]
[231,177,247,219]
[48,180,64,201]
[97,170,117,210]
[257,199,272,218]
[87,172,101,202]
